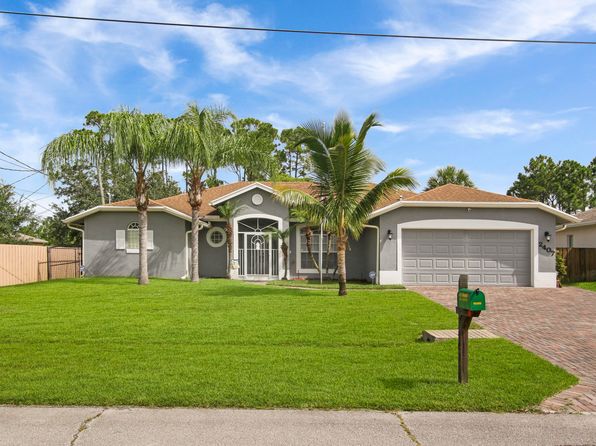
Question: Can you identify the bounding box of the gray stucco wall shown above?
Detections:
[197,222,228,277]
[288,224,377,281]
[232,188,290,225]
[378,207,557,273]
[83,211,187,279]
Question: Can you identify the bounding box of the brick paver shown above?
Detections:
[409,285,596,413]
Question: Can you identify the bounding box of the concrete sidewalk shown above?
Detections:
[1,407,595,446]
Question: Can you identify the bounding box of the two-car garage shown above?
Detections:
[401,229,531,286]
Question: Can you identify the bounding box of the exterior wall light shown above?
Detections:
[544,231,551,242]
[387,229,393,240]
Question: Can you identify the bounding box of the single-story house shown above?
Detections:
[556,208,596,248]
[64,182,578,288]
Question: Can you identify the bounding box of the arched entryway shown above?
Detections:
[236,217,280,279]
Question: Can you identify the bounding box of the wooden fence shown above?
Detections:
[558,247,596,282]
[0,244,81,287]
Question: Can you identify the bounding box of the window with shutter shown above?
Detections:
[116,230,125,250]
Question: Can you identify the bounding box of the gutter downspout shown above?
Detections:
[67,223,85,271]
[364,224,379,284]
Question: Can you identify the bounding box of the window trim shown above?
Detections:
[207,226,227,248]
[567,234,574,248]
[295,224,337,274]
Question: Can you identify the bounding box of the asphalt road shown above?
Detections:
[1,406,594,446]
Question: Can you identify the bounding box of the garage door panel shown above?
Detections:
[402,229,531,286]
[419,259,433,268]
[467,259,482,269]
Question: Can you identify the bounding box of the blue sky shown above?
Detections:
[1,0,596,216]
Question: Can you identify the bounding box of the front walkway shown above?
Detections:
[409,285,596,413]
[1,406,594,446]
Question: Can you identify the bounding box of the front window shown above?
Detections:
[298,226,337,272]
[568,234,574,248]
[126,222,140,250]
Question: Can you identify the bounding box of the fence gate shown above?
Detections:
[47,247,82,280]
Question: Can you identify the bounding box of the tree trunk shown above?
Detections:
[281,242,288,280]
[135,165,149,285]
[188,171,203,282]
[225,224,233,279]
[190,207,200,282]
[96,159,105,205]
[138,208,149,285]
[337,233,347,296]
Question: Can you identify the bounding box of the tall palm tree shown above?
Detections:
[425,165,475,191]
[165,104,234,282]
[43,108,166,285]
[266,227,291,280]
[276,112,416,296]
[217,201,241,279]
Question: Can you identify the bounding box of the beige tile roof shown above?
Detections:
[574,208,596,222]
[109,182,532,218]
[405,184,531,203]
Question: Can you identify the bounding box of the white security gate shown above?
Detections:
[237,217,280,279]
[402,229,531,286]
[239,232,279,278]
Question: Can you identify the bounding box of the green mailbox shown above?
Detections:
[457,288,486,312]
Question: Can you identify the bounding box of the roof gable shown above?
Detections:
[406,184,530,203]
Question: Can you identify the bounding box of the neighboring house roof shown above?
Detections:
[557,207,596,230]
[16,233,48,245]
[64,181,578,224]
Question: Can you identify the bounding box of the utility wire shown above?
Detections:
[0,166,35,172]
[0,149,46,175]
[8,172,37,186]
[2,10,596,45]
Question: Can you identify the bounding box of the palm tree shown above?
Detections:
[266,227,291,280]
[165,104,235,282]
[217,201,241,279]
[43,108,166,285]
[276,112,416,296]
[425,165,475,191]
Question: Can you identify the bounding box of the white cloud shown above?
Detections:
[403,158,423,166]
[207,93,230,106]
[376,122,409,134]
[428,109,569,139]
[264,113,294,130]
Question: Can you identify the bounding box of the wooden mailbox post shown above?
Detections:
[456,275,486,384]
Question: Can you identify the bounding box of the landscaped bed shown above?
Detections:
[0,278,576,411]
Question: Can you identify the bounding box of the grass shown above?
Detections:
[267,279,405,290]
[0,278,576,411]
[564,281,596,292]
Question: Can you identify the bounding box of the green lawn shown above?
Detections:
[565,281,596,292]
[0,278,576,411]
[267,279,405,290]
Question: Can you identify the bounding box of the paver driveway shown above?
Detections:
[409,285,596,413]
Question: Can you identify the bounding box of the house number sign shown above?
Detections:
[538,241,555,256]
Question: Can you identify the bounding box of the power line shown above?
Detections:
[19,183,48,204]
[0,166,35,172]
[8,172,37,186]
[2,9,596,45]
[0,149,45,175]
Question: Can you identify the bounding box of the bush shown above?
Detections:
[556,252,568,284]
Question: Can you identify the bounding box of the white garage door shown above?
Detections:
[402,229,531,286]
